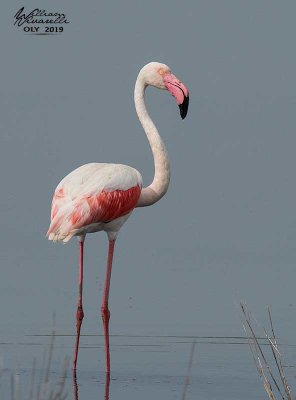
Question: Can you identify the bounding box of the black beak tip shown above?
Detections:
[179,95,189,119]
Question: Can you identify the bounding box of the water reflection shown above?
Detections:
[73,370,110,400]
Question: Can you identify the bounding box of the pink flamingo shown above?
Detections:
[47,62,189,372]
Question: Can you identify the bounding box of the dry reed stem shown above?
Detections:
[1,321,69,400]
[181,339,196,400]
[241,302,293,400]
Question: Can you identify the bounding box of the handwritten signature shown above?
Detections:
[14,7,69,27]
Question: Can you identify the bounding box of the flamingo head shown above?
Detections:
[140,62,189,119]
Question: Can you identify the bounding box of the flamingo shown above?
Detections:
[47,62,189,372]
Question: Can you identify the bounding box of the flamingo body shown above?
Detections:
[47,163,142,242]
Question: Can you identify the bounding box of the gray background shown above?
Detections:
[1,0,296,342]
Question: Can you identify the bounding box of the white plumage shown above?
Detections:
[47,163,142,242]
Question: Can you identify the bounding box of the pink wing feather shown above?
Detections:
[47,163,142,242]
[70,186,141,227]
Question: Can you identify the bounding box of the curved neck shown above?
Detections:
[134,74,170,207]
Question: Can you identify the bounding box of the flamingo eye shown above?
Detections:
[159,68,165,76]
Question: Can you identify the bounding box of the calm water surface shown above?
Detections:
[1,320,296,400]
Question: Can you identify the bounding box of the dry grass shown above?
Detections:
[1,325,68,400]
[241,303,293,400]
[181,339,196,400]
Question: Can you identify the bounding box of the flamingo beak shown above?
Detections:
[163,73,189,119]
[179,95,189,120]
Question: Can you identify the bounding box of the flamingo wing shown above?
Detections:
[47,163,142,242]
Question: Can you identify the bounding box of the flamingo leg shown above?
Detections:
[104,372,111,400]
[73,240,85,370]
[72,370,78,400]
[101,239,115,373]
